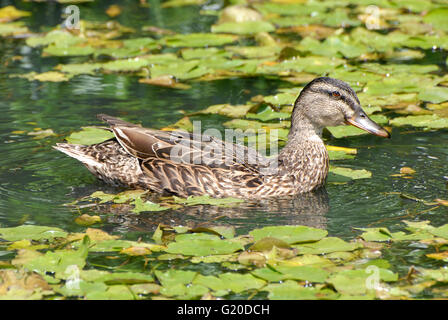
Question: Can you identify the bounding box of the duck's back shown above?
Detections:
[55,115,288,198]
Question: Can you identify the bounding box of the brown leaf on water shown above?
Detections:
[74,214,101,226]
[238,251,266,267]
[0,270,51,297]
[277,25,335,40]
[67,228,119,242]
[400,167,416,175]
[435,199,448,206]
[0,6,30,23]
[142,26,176,35]
[120,246,152,256]
[106,5,122,18]
[426,251,448,260]
[27,129,56,139]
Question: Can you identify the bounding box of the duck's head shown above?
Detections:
[291,77,390,138]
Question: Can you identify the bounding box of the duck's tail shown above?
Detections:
[53,142,144,187]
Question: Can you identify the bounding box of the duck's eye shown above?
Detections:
[332,91,341,98]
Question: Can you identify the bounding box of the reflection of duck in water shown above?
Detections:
[97,188,330,233]
[55,77,389,198]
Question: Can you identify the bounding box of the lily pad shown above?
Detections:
[212,21,275,35]
[293,237,362,254]
[166,239,244,256]
[249,225,327,244]
[162,33,238,47]
[0,225,67,241]
[65,127,115,145]
[389,114,448,129]
[423,8,448,32]
[329,166,372,180]
[173,195,244,206]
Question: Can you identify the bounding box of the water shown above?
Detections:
[1,0,448,244]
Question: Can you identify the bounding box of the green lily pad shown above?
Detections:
[196,104,254,118]
[65,127,115,145]
[173,195,244,206]
[423,8,448,32]
[419,87,448,103]
[80,270,154,284]
[329,166,372,180]
[0,21,29,36]
[430,224,448,240]
[0,5,31,22]
[249,225,327,244]
[24,236,89,278]
[293,237,362,254]
[328,268,398,296]
[11,71,71,82]
[357,227,393,242]
[212,21,275,35]
[43,44,95,57]
[246,107,291,122]
[389,114,448,129]
[85,285,136,300]
[162,33,238,47]
[193,273,265,294]
[132,197,169,213]
[26,30,85,48]
[102,58,150,72]
[0,225,67,241]
[263,280,338,300]
[57,63,103,76]
[166,239,244,256]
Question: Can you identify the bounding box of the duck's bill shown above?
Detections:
[345,110,391,138]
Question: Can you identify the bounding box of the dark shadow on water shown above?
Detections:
[84,188,330,235]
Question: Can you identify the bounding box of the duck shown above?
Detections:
[54,77,390,198]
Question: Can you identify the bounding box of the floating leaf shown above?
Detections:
[263,280,338,300]
[329,166,372,180]
[419,87,448,103]
[196,104,254,118]
[74,214,101,226]
[270,265,329,282]
[0,225,67,241]
[390,114,448,129]
[212,21,275,35]
[132,197,169,213]
[161,0,206,8]
[65,127,115,145]
[246,107,290,121]
[162,33,238,47]
[173,195,244,206]
[249,225,327,244]
[12,71,70,82]
[357,227,393,242]
[423,8,448,32]
[139,76,191,90]
[430,224,448,240]
[294,237,362,254]
[166,239,244,256]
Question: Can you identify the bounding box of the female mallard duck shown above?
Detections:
[55,77,390,198]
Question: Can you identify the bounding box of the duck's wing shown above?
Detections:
[97,114,270,171]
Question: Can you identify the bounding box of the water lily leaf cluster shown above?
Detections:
[3,1,448,135]
[1,220,448,299]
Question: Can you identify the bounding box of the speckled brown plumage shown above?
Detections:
[54,77,390,198]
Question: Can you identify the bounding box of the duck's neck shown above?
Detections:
[277,113,329,192]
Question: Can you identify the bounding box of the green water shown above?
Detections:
[1,0,447,246]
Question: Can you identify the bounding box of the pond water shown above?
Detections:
[1,0,448,242]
